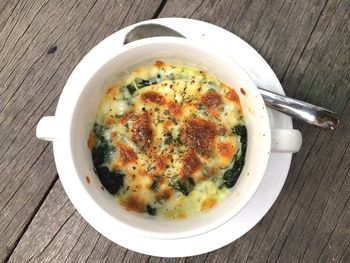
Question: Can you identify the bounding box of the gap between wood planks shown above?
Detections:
[3,175,58,262]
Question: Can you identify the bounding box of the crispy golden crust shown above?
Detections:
[90,61,246,219]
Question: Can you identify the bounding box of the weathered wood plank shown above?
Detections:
[147,257,185,263]
[7,181,127,263]
[121,251,150,263]
[0,0,163,261]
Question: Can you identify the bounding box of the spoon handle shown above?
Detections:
[259,88,339,130]
[124,24,340,130]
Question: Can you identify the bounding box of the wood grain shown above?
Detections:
[0,0,163,261]
[1,0,350,262]
[7,181,121,262]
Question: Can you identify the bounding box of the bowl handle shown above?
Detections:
[36,116,65,142]
[271,129,302,153]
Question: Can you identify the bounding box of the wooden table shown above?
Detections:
[1,0,349,262]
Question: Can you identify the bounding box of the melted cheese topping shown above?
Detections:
[89,61,246,219]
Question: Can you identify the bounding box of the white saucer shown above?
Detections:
[95,18,293,257]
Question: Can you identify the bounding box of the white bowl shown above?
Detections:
[36,37,301,240]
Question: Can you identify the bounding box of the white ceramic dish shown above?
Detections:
[36,18,301,256]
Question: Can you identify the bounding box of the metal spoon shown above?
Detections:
[124,24,339,130]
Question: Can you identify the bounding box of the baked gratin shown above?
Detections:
[88,60,247,219]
